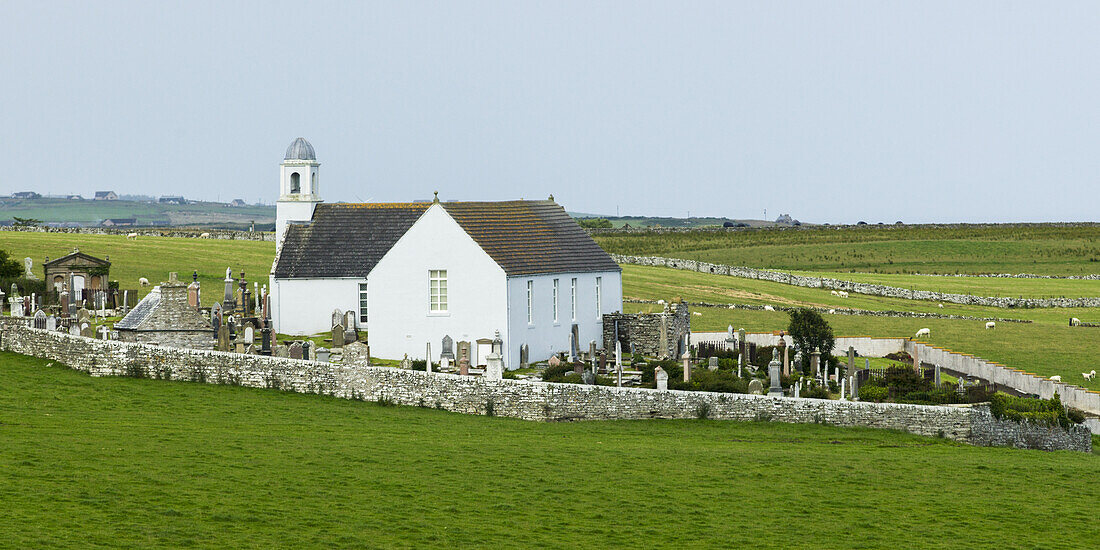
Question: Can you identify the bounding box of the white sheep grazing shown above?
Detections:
[915,328,931,338]
[828,309,836,314]
[830,290,839,296]
[938,303,944,309]
[692,311,702,316]
[985,321,996,329]
[200,232,211,238]
[838,291,849,298]
[138,277,150,287]
[1050,375,1062,383]
[656,299,665,305]
[764,305,775,312]
[1083,370,1096,381]
[1070,317,1081,326]
[126,232,138,239]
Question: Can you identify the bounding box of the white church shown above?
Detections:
[269,138,623,368]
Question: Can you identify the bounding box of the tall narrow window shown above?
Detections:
[552,279,559,323]
[527,280,534,324]
[595,276,602,318]
[429,270,448,313]
[570,278,577,321]
[359,283,368,324]
[290,172,300,194]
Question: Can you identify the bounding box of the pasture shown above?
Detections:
[1,353,1097,548]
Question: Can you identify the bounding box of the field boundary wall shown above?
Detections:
[0,225,273,241]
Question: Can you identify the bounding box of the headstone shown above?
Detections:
[69,323,81,336]
[425,342,433,373]
[573,360,584,376]
[810,349,821,380]
[261,327,272,355]
[682,351,692,382]
[588,340,597,362]
[440,356,451,372]
[847,346,855,376]
[519,344,529,369]
[767,350,783,397]
[33,310,46,329]
[344,310,356,332]
[399,354,412,369]
[737,353,743,377]
[794,380,801,398]
[615,340,623,387]
[59,291,70,317]
[597,352,607,374]
[77,308,91,324]
[289,342,303,360]
[217,325,230,351]
[748,379,764,395]
[302,341,311,360]
[840,377,846,400]
[122,289,129,314]
[458,356,470,375]
[98,325,110,340]
[778,337,789,377]
[331,309,344,330]
[23,257,34,279]
[708,356,718,371]
[457,341,471,364]
[569,324,580,361]
[548,355,561,367]
[243,325,255,343]
[235,341,245,354]
[45,315,56,331]
[315,347,330,362]
[273,344,288,358]
[655,366,668,390]
[441,335,454,361]
[80,322,94,338]
[332,324,345,349]
[581,370,595,385]
[24,296,32,316]
[658,315,669,359]
[484,352,503,381]
[188,281,200,308]
[912,345,921,373]
[934,364,941,386]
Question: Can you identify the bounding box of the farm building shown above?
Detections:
[269,138,622,369]
[94,191,118,201]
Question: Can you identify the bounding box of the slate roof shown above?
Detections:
[273,203,431,278]
[274,200,619,279]
[115,285,211,332]
[114,287,160,329]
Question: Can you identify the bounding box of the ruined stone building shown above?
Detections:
[115,274,211,349]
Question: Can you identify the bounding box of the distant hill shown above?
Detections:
[0,197,274,227]
[568,213,801,229]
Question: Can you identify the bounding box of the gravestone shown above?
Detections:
[573,360,584,376]
[243,325,255,344]
[60,291,70,317]
[332,324,345,349]
[302,341,311,360]
[548,355,561,368]
[748,379,764,395]
[777,337,788,377]
[708,356,718,371]
[658,315,669,359]
[235,340,245,354]
[458,356,470,376]
[399,354,412,369]
[767,350,784,397]
[188,280,200,308]
[23,257,34,279]
[596,352,606,374]
[682,351,692,382]
[33,310,47,329]
[289,342,303,359]
[261,327,272,355]
[581,370,595,385]
[847,346,855,376]
[46,315,56,331]
[80,322,94,338]
[569,324,579,360]
[484,352,503,381]
[810,350,821,379]
[77,309,91,324]
[217,325,230,351]
[69,323,81,336]
[315,347,330,362]
[519,344,529,369]
[440,356,451,372]
[331,309,343,330]
[655,366,668,390]
[425,342,433,373]
[344,311,356,334]
[457,341,472,364]
[588,340,597,362]
[441,335,455,361]
[273,344,289,358]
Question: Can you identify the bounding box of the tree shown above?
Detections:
[12,217,42,227]
[575,218,612,229]
[0,249,21,278]
[787,308,835,374]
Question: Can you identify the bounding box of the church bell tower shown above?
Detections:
[275,137,322,251]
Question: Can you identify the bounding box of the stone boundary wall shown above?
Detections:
[624,298,1032,324]
[0,225,273,241]
[0,323,1089,452]
[614,254,1100,309]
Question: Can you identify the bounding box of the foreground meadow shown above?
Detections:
[1,352,1097,549]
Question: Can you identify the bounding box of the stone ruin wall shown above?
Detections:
[602,302,690,358]
[0,322,1089,452]
[613,254,1100,309]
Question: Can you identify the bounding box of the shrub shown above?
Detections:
[1067,408,1086,425]
[695,402,711,420]
[859,385,889,403]
[670,367,747,394]
[989,393,1072,429]
[800,381,829,400]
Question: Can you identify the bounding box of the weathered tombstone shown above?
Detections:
[484,352,504,381]
[77,308,91,325]
[573,360,584,376]
[98,325,110,340]
[331,309,343,330]
[457,341,472,364]
[655,365,668,390]
[519,344,529,369]
[288,342,303,359]
[777,337,789,377]
[69,323,81,336]
[261,326,272,355]
[80,322,94,338]
[569,324,579,361]
[588,340,597,362]
[658,315,669,359]
[548,354,561,368]
[912,345,921,373]
[273,344,289,358]
[458,356,470,376]
[188,280,200,308]
[934,364,941,386]
[440,356,451,371]
[243,325,255,343]
[59,291,70,317]
[708,356,718,371]
[45,315,56,331]
[24,296,32,316]
[847,346,855,375]
[810,349,821,379]
[748,378,764,395]
[441,335,454,361]
[332,324,345,349]
[767,350,783,397]
[315,347,330,362]
[682,351,692,382]
[840,377,846,400]
[399,354,412,369]
[615,340,623,387]
[581,370,595,385]
[23,257,34,279]
[425,342,433,373]
[121,289,130,315]
[235,340,245,354]
[33,310,47,329]
[597,352,606,374]
[217,325,230,351]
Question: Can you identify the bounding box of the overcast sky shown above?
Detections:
[2,1,1098,223]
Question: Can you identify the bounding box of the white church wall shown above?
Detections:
[271,277,364,335]
[506,269,623,367]
[367,204,509,364]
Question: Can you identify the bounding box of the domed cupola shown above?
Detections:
[284,137,316,161]
[276,137,322,251]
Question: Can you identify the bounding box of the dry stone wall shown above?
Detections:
[0,323,1089,452]
[0,226,273,241]
[614,254,1100,309]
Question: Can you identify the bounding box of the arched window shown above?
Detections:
[311,172,317,192]
[290,172,300,194]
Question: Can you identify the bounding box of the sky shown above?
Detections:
[1,1,1098,224]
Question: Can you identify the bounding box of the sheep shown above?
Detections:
[830,290,839,296]
[828,309,836,314]
[1083,370,1096,381]
[1070,317,1081,326]
[200,232,211,238]
[126,232,138,239]
[1050,375,1062,383]
[915,328,931,338]
[985,321,996,329]
[656,299,665,305]
[691,311,702,316]
[138,277,150,287]
[837,291,849,298]
[763,305,775,312]
[938,303,944,309]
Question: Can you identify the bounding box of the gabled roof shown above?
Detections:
[115,285,210,332]
[273,203,430,278]
[441,201,620,276]
[44,250,110,267]
[273,200,620,279]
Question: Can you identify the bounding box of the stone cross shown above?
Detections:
[98,325,110,340]
[655,366,668,390]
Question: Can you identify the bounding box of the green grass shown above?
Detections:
[1,231,275,308]
[594,224,1100,275]
[1,352,1097,548]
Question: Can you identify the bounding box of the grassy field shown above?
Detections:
[793,270,1100,298]
[0,231,275,308]
[0,197,274,226]
[1,352,1097,548]
[594,224,1100,275]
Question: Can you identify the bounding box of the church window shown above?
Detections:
[570,278,577,321]
[359,283,368,324]
[552,279,559,323]
[429,270,448,313]
[595,277,602,318]
[290,172,300,194]
[527,280,534,324]
[311,171,317,192]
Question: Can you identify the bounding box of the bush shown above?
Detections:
[541,361,578,382]
[0,249,22,278]
[859,385,889,403]
[989,393,1072,429]
[1067,408,1086,425]
[800,382,829,400]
